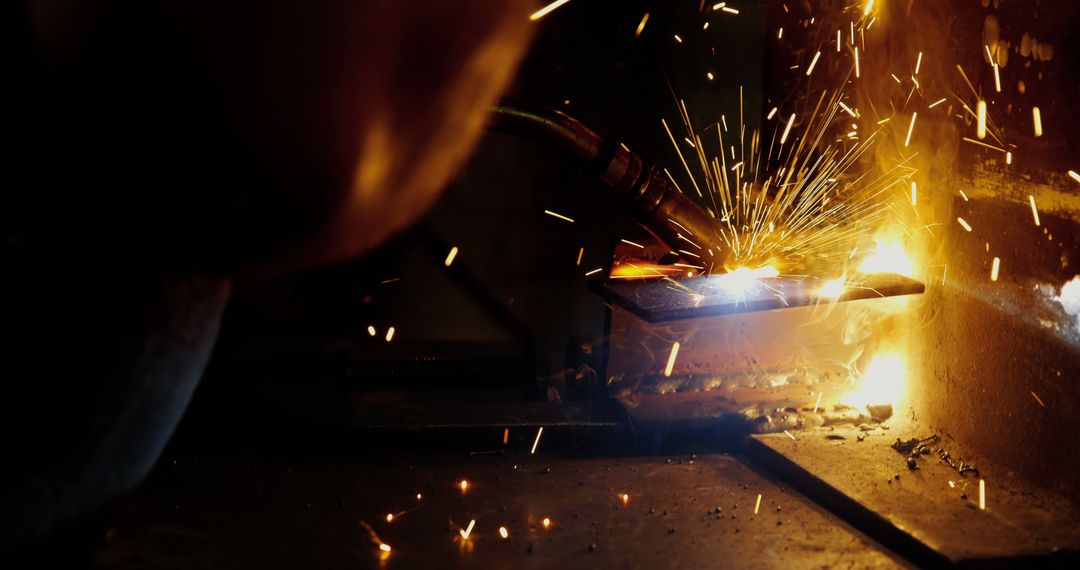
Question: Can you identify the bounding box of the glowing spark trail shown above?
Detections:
[444,246,458,267]
[1033,107,1043,138]
[635,13,650,37]
[459,519,476,540]
[977,100,987,139]
[905,112,917,147]
[1029,195,1040,226]
[979,480,986,511]
[664,342,681,377]
[780,113,795,144]
[928,97,946,109]
[531,427,544,454]
[1070,171,1080,184]
[806,51,822,76]
[915,52,923,74]
[990,257,1000,281]
[911,181,917,206]
[544,209,575,223]
[499,527,509,539]
[957,218,973,232]
[385,327,395,342]
[1031,391,1046,407]
[529,0,573,21]
[367,325,376,336]
[621,239,645,249]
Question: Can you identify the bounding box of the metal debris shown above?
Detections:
[937,448,980,477]
[890,434,939,454]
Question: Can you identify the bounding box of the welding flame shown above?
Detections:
[857,238,914,277]
[707,265,779,294]
[818,277,847,299]
[844,353,906,408]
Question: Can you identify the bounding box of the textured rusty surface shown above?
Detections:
[94,452,906,569]
[911,192,1080,507]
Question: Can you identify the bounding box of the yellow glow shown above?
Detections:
[864,0,875,17]
[819,277,846,299]
[979,479,986,510]
[846,353,906,408]
[385,327,395,342]
[1033,107,1043,137]
[542,517,552,529]
[459,480,469,493]
[857,238,914,277]
[444,246,459,267]
[990,257,1000,281]
[621,493,630,505]
[385,513,394,523]
[711,266,779,293]
[379,544,391,553]
[499,526,509,539]
[367,325,376,337]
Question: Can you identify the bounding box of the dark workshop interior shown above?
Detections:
[5,1,1080,568]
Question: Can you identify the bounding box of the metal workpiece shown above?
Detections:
[489,104,722,263]
[591,272,925,323]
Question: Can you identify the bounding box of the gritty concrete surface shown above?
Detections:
[92,452,907,569]
[751,426,1080,565]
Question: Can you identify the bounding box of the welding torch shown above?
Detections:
[488,104,724,267]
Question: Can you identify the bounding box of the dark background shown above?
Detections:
[179,0,768,442]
